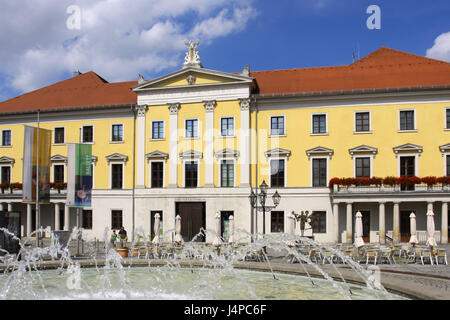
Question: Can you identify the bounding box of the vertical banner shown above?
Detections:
[22,126,51,203]
[67,143,92,207]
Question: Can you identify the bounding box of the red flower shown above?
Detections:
[421,176,437,186]
[383,176,398,186]
[329,178,340,188]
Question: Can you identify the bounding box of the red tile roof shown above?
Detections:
[0,71,137,114]
[0,47,449,115]
[250,47,450,96]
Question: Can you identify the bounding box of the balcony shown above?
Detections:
[332,183,450,194]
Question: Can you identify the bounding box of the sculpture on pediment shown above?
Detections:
[183,40,203,69]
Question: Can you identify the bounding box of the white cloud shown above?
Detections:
[0,0,257,95]
[426,31,450,62]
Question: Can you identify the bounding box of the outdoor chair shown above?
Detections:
[379,249,396,264]
[342,248,355,264]
[365,250,378,265]
[137,247,148,259]
[321,250,336,264]
[399,244,410,258]
[420,249,434,265]
[435,249,448,265]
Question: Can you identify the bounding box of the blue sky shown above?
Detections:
[0,0,449,102]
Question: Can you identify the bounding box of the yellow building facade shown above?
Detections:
[0,45,449,244]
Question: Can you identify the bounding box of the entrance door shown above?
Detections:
[400,211,412,242]
[400,156,415,191]
[360,211,370,242]
[176,202,205,242]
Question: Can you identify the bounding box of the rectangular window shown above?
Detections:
[271,211,284,233]
[2,130,11,146]
[446,109,450,129]
[312,114,327,134]
[1,166,11,184]
[111,164,123,189]
[82,126,93,143]
[221,117,234,137]
[400,110,415,130]
[82,210,92,229]
[150,211,163,240]
[54,127,65,144]
[355,157,371,178]
[53,165,65,183]
[312,158,327,187]
[355,112,370,132]
[111,210,123,230]
[152,121,164,140]
[151,161,164,188]
[270,159,285,187]
[185,161,198,188]
[270,116,285,136]
[185,119,198,138]
[447,155,450,176]
[112,124,123,142]
[220,211,233,241]
[312,211,326,233]
[400,156,415,191]
[220,160,234,187]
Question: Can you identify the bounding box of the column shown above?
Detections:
[7,203,12,212]
[239,98,251,187]
[135,105,148,188]
[27,203,32,236]
[55,203,61,231]
[442,202,448,244]
[333,202,339,243]
[346,202,353,244]
[168,103,180,188]
[378,202,386,244]
[203,100,216,187]
[393,202,400,243]
[64,204,70,231]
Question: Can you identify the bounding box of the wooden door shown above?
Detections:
[176,202,205,242]
[400,211,411,242]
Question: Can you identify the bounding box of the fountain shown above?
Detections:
[0,225,409,300]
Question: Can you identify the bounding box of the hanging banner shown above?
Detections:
[67,143,92,207]
[22,126,51,203]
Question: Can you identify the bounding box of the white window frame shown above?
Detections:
[269,157,287,188]
[110,123,124,143]
[184,118,200,139]
[151,120,165,141]
[445,107,450,131]
[353,155,374,178]
[269,115,286,137]
[397,153,419,177]
[219,158,236,187]
[51,163,66,183]
[353,111,372,134]
[220,116,235,138]
[311,113,328,135]
[398,109,417,132]
[0,165,12,183]
[149,160,165,188]
[183,159,200,188]
[310,156,329,187]
[1,129,12,147]
[81,125,94,144]
[109,162,125,189]
[53,126,66,145]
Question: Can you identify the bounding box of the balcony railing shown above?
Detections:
[332,184,450,194]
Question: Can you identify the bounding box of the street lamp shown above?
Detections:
[249,180,281,235]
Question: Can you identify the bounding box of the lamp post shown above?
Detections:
[249,180,281,236]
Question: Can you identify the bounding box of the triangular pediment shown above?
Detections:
[215,148,240,159]
[306,146,334,159]
[265,148,292,159]
[440,143,450,153]
[106,153,128,163]
[146,150,169,160]
[51,154,68,163]
[0,156,15,165]
[132,67,253,92]
[393,143,423,154]
[179,150,203,160]
[349,145,378,155]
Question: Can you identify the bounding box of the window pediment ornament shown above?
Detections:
[0,156,15,165]
[393,143,423,157]
[265,148,292,160]
[215,149,240,160]
[51,155,68,163]
[91,156,98,165]
[146,151,169,162]
[439,143,450,155]
[306,146,334,160]
[179,150,203,160]
[106,153,128,164]
[349,145,378,159]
